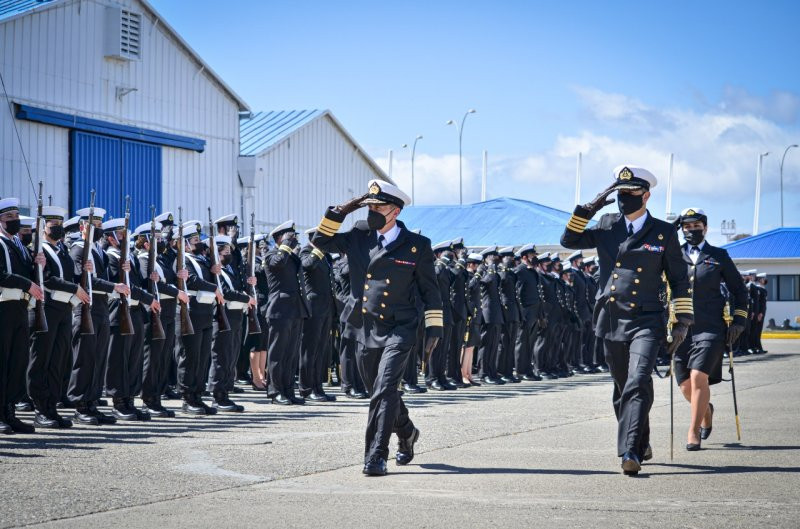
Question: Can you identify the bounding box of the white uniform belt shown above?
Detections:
[226,300,247,310]
[45,288,81,306]
[187,290,215,304]
[0,288,30,302]
[159,293,174,300]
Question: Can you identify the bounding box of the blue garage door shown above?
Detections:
[71,131,162,227]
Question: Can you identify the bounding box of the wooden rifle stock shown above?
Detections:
[118,196,134,336]
[208,208,230,332]
[32,181,48,334]
[79,190,96,335]
[176,207,194,336]
[246,212,262,335]
[147,205,166,340]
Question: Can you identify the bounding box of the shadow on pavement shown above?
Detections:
[412,463,618,476]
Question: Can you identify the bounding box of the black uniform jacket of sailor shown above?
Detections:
[0,233,33,291]
[261,245,310,320]
[300,244,335,318]
[498,264,521,323]
[681,242,747,342]
[561,208,693,342]
[41,241,79,304]
[478,263,504,325]
[450,261,469,322]
[312,211,443,349]
[514,264,543,323]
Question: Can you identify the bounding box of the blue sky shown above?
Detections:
[151,0,800,244]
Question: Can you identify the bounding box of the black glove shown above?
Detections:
[538,317,548,330]
[726,323,745,346]
[423,334,439,362]
[582,183,618,217]
[667,321,690,355]
[280,231,298,249]
[334,193,369,216]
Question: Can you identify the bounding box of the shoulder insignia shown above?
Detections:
[411,246,417,253]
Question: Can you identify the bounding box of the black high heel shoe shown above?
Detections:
[686,440,702,451]
[700,402,714,440]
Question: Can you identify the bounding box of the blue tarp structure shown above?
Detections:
[722,227,800,259]
[398,197,594,247]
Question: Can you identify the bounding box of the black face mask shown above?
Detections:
[48,225,65,240]
[192,243,206,255]
[220,254,232,266]
[617,193,644,216]
[684,228,705,246]
[4,218,21,235]
[367,209,390,231]
[92,228,103,242]
[19,233,33,246]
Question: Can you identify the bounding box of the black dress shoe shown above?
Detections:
[468,379,481,387]
[236,376,253,385]
[111,405,137,422]
[251,383,267,392]
[643,444,653,462]
[272,395,292,406]
[597,365,610,373]
[482,377,501,385]
[321,392,337,402]
[143,404,174,418]
[230,386,245,394]
[426,381,445,391]
[441,379,459,390]
[163,387,182,400]
[402,383,424,394]
[306,393,328,402]
[74,408,100,425]
[134,408,152,421]
[345,389,369,399]
[214,398,245,412]
[90,405,118,423]
[521,374,541,381]
[363,457,388,476]
[4,411,35,434]
[0,420,11,434]
[621,451,641,475]
[33,412,59,428]
[198,400,218,415]
[396,428,420,466]
[289,395,306,405]
[15,400,33,412]
[700,403,714,440]
[52,410,73,428]
[686,442,702,451]
[181,400,207,415]
[541,372,557,380]
[96,399,109,407]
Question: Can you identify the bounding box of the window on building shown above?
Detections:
[767,274,800,301]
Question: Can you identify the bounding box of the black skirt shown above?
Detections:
[674,339,724,386]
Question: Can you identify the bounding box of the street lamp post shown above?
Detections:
[780,144,798,227]
[446,108,476,205]
[401,135,423,206]
[753,151,769,235]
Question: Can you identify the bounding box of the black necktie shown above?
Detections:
[378,235,386,248]
[627,224,634,238]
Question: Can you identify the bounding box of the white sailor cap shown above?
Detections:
[183,224,200,238]
[756,272,767,278]
[551,254,562,263]
[19,215,35,228]
[745,269,758,275]
[255,233,267,243]
[236,236,250,246]
[0,197,20,213]
[362,179,411,208]
[432,240,454,252]
[561,263,573,272]
[41,206,67,220]
[679,207,707,224]
[269,220,296,239]
[584,256,597,265]
[613,165,657,191]
[154,212,174,226]
[480,245,499,257]
[499,246,516,257]
[451,237,465,248]
[466,253,482,263]
[330,253,341,260]
[76,207,106,221]
[567,250,583,262]
[183,220,203,234]
[215,235,232,246]
[63,216,80,232]
[538,252,552,261]
[134,221,161,237]
[214,214,238,227]
[516,243,537,257]
[101,218,126,232]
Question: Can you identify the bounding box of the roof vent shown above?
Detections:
[105,7,142,61]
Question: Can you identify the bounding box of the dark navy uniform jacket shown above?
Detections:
[681,242,747,342]
[434,258,454,326]
[0,233,33,292]
[569,268,592,321]
[70,241,117,315]
[498,264,521,324]
[514,264,543,323]
[312,211,442,349]
[300,244,335,318]
[450,261,469,323]
[106,246,154,325]
[478,263,504,325]
[261,245,310,321]
[561,208,693,341]
[41,241,79,306]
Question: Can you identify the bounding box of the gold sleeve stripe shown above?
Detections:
[570,215,589,227]
[278,244,293,254]
[311,248,325,260]
[320,217,342,233]
[567,215,589,232]
[316,224,336,237]
[425,310,443,316]
[734,310,748,318]
[425,317,444,327]
[566,222,586,233]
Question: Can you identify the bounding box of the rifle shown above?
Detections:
[118,196,134,336]
[724,301,742,441]
[147,205,166,340]
[208,208,230,332]
[176,207,194,336]
[32,181,48,334]
[79,190,96,335]
[246,212,262,335]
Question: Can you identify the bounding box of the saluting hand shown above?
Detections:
[582,183,618,216]
[335,193,369,216]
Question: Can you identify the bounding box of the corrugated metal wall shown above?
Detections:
[70,131,122,215]
[251,115,381,234]
[0,0,240,219]
[122,138,161,226]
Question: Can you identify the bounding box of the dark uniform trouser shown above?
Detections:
[357,343,415,461]
[178,311,213,398]
[580,320,594,366]
[478,323,500,379]
[68,302,110,404]
[143,300,176,401]
[533,316,556,373]
[209,308,243,395]
[402,321,424,387]
[497,321,518,377]
[603,331,659,458]
[236,313,250,379]
[448,319,466,381]
[340,333,366,393]
[106,308,145,400]
[226,309,245,392]
[426,323,452,384]
[28,301,72,412]
[0,300,30,413]
[267,317,302,399]
[514,316,536,376]
[299,310,332,396]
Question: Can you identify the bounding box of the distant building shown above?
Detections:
[238,110,391,233]
[724,228,800,327]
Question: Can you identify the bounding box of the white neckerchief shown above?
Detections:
[220,268,234,291]
[185,254,204,278]
[0,236,11,273]
[625,211,649,235]
[42,241,64,279]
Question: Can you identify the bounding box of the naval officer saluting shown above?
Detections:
[561,165,693,476]
[312,179,442,476]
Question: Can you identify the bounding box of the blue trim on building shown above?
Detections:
[722,227,800,259]
[16,103,205,152]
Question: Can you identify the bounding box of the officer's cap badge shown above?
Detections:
[658,234,664,240]
[168,214,173,222]
[686,209,696,216]
[411,246,417,253]
[369,182,381,195]
[619,167,633,181]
